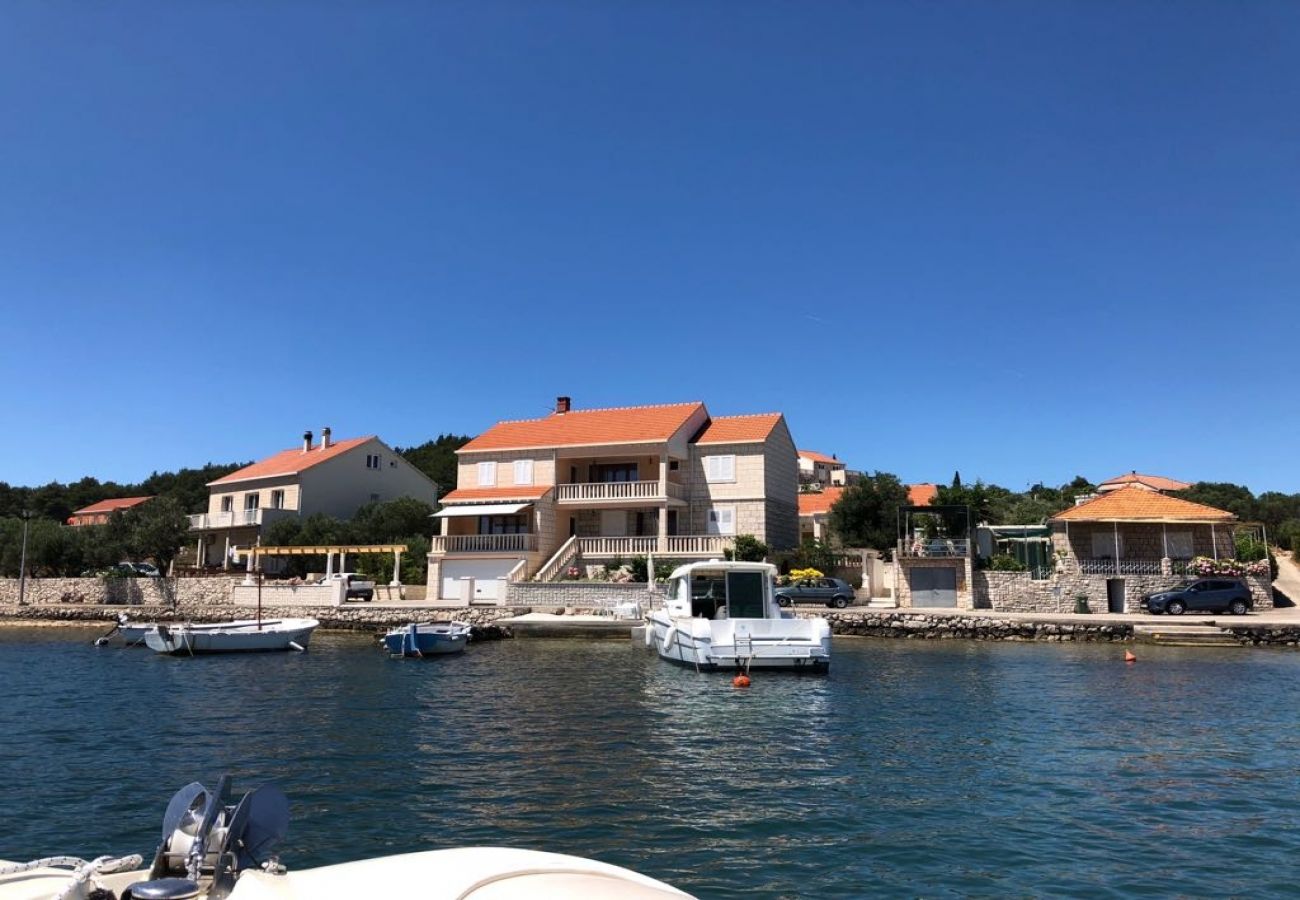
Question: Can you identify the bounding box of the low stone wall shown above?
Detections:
[796,609,1134,641]
[974,571,1274,613]
[505,582,662,607]
[0,576,233,607]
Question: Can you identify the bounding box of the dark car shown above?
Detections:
[775,577,857,609]
[1141,578,1253,615]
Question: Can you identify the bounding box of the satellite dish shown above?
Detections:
[161,782,208,845]
[227,785,290,870]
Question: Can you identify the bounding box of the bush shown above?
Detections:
[725,534,769,562]
[789,567,824,583]
[987,554,1027,572]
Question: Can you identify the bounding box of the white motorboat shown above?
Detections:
[647,560,831,672]
[0,776,693,899]
[143,618,320,655]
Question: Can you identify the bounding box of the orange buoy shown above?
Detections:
[732,673,751,688]
[1124,650,1137,663]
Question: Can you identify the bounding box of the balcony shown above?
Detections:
[189,508,295,531]
[556,480,686,505]
[430,533,538,554]
[1077,558,1188,576]
[898,538,970,558]
[578,535,734,558]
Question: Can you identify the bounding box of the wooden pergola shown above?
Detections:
[234,544,409,586]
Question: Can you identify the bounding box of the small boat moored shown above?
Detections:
[647,560,831,672]
[143,618,320,655]
[382,621,472,657]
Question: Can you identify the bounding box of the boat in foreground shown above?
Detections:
[647,560,831,672]
[0,775,693,899]
[143,618,320,655]
[382,621,472,657]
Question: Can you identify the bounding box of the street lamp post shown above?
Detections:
[17,510,32,606]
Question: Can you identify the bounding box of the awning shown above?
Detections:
[433,503,532,518]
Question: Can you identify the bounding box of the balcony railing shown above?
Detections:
[578,535,734,558]
[898,538,970,558]
[1077,558,1190,576]
[430,533,538,554]
[189,508,294,530]
[556,480,686,503]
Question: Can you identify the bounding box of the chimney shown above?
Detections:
[556,396,571,414]
[302,430,313,453]
[321,426,332,450]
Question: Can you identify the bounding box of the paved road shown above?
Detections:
[1274,549,1300,607]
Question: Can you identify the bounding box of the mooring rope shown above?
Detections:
[0,854,143,900]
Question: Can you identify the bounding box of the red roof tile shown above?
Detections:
[460,403,706,452]
[1098,472,1191,492]
[71,496,153,516]
[798,450,844,465]
[208,436,374,485]
[908,483,938,506]
[440,486,553,503]
[1051,485,1235,522]
[693,413,784,445]
[799,487,845,517]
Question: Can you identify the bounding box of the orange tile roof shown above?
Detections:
[693,413,784,445]
[1051,485,1235,522]
[71,496,153,516]
[908,483,938,506]
[440,486,553,504]
[1098,472,1191,492]
[209,436,374,485]
[799,487,845,517]
[460,402,706,452]
[798,449,844,465]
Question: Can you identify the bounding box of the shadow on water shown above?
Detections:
[3,628,1300,898]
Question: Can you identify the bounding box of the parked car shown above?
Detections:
[1141,579,1253,615]
[317,573,375,602]
[775,577,857,609]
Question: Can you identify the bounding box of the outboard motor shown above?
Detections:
[122,776,289,900]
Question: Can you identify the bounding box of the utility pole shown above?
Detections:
[17,510,32,606]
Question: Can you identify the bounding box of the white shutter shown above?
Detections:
[513,459,534,486]
[707,506,736,535]
[704,455,736,483]
[477,461,497,487]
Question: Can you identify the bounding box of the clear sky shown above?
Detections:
[1,1,1297,493]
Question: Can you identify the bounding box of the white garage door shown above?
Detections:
[442,559,516,602]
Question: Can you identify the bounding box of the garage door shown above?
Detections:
[442,559,516,602]
[910,567,957,608]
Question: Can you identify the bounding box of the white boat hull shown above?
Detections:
[647,612,830,672]
[144,619,320,655]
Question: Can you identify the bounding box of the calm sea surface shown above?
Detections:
[2,627,1299,898]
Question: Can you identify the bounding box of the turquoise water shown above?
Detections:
[2,627,1300,898]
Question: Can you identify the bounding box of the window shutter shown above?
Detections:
[704,455,736,483]
[478,462,497,487]
[514,459,534,486]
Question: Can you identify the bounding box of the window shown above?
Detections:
[269,490,285,509]
[244,493,260,510]
[593,463,638,483]
[477,461,497,487]
[669,460,680,471]
[704,455,736,483]
[513,459,534,486]
[365,454,381,470]
[220,496,233,513]
[479,514,528,535]
[706,505,736,535]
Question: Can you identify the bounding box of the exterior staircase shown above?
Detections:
[1132,623,1242,648]
[534,535,580,582]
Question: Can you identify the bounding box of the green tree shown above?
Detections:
[827,472,910,552]
[1173,482,1256,521]
[350,497,437,542]
[726,534,769,562]
[119,497,192,574]
[396,435,472,498]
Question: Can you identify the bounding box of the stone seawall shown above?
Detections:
[798,609,1134,642]
[505,582,662,606]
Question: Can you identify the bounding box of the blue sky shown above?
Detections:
[1,1,1297,493]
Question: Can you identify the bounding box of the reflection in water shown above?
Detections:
[2,628,1300,897]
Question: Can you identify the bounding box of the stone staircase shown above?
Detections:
[1133,622,1241,648]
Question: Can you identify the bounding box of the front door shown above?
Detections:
[600,509,627,536]
[1106,578,1125,613]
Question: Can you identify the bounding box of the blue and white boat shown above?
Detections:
[382,621,472,657]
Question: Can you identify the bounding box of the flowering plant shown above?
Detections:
[1184,556,1269,578]
[788,567,825,583]
[565,566,581,579]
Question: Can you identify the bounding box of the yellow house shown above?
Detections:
[189,428,439,568]
[428,397,799,602]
